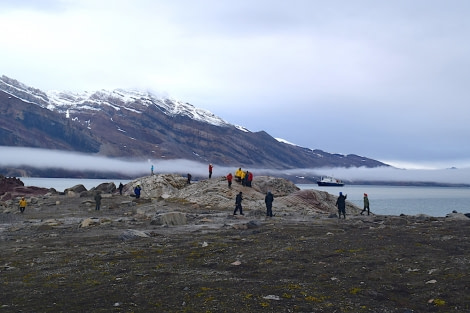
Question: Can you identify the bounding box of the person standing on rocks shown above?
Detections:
[18,196,27,213]
[265,191,274,217]
[226,173,233,188]
[336,192,347,219]
[134,185,142,198]
[242,171,248,186]
[361,193,370,215]
[235,167,243,183]
[187,173,192,185]
[209,164,213,179]
[118,182,124,195]
[234,192,244,215]
[247,171,253,187]
[151,165,154,175]
[94,192,102,211]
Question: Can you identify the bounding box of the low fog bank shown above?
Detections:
[1,147,469,185]
[283,167,470,185]
[0,147,205,177]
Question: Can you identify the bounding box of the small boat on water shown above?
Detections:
[317,176,344,187]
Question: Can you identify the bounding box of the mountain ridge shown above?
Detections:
[0,75,388,177]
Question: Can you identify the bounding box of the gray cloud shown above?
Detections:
[1,1,469,168]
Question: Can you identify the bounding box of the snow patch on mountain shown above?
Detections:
[276,138,298,146]
[235,125,250,132]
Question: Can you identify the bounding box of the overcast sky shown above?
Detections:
[1,0,469,170]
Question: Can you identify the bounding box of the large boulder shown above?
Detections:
[278,189,361,215]
[91,182,116,194]
[252,176,300,196]
[126,174,187,198]
[64,184,87,194]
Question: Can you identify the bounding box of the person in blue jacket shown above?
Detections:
[134,185,141,199]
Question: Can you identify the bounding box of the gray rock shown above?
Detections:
[151,212,187,226]
[91,182,116,194]
[64,184,87,194]
[445,212,470,220]
[119,229,150,241]
[80,217,100,228]
[252,176,300,196]
[247,220,262,228]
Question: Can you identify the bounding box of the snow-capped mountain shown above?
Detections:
[0,76,231,127]
[47,89,233,127]
[0,75,388,177]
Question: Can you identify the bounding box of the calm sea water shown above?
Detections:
[299,184,470,217]
[20,178,470,217]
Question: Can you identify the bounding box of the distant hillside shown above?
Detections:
[0,75,388,177]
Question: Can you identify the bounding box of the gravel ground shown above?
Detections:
[1,193,469,313]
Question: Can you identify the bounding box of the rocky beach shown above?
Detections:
[1,174,469,312]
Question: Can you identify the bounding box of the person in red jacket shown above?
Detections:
[247,171,253,187]
[209,164,213,179]
[226,173,233,188]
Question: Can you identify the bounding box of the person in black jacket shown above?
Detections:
[94,192,102,211]
[233,192,244,215]
[361,193,370,215]
[265,191,274,217]
[336,192,347,219]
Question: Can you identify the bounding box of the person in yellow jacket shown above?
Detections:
[235,168,243,183]
[19,197,27,213]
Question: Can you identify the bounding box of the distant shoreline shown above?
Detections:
[291,178,470,188]
[8,171,470,189]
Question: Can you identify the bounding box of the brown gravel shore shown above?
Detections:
[1,187,469,313]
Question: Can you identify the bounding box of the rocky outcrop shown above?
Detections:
[124,174,361,216]
[0,175,52,200]
[445,212,470,220]
[0,174,362,217]
[125,174,188,199]
[0,175,23,191]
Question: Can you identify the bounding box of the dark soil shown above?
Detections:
[1,194,469,313]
